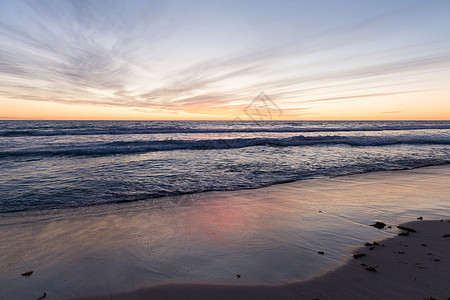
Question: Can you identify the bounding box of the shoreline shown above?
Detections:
[81,220,450,300]
[1,163,449,217]
[1,164,449,218]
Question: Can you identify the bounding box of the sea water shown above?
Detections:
[0,120,449,213]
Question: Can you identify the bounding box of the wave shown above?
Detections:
[2,161,449,214]
[102,161,450,204]
[1,134,449,158]
[1,124,450,137]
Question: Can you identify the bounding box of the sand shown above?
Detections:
[1,165,449,299]
[82,220,450,300]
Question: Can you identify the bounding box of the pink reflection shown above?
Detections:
[185,197,269,247]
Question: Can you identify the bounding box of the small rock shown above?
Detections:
[398,251,405,254]
[398,231,409,236]
[369,246,375,250]
[387,226,392,228]
[317,251,324,255]
[397,225,416,232]
[364,265,379,272]
[36,292,47,300]
[364,241,380,246]
[21,270,33,277]
[434,259,440,262]
[353,253,366,259]
[370,222,386,229]
[417,216,423,220]
[236,274,241,279]
[421,243,427,247]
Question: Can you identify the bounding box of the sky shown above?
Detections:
[0,0,449,120]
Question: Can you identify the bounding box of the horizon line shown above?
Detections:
[1,119,449,122]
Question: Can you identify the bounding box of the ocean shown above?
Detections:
[0,120,449,213]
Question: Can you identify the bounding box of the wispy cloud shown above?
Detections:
[0,0,449,118]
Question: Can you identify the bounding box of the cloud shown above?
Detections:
[296,90,430,104]
[0,0,449,117]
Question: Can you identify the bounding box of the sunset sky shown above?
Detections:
[0,0,449,120]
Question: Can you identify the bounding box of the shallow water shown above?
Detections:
[0,165,448,299]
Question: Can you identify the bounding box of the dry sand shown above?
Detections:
[82,220,449,300]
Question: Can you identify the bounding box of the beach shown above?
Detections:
[2,0,450,298]
[0,165,449,299]
[82,220,450,300]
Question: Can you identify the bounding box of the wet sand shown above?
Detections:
[0,165,449,299]
[82,220,450,300]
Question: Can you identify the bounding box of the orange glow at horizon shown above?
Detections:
[1,92,449,121]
